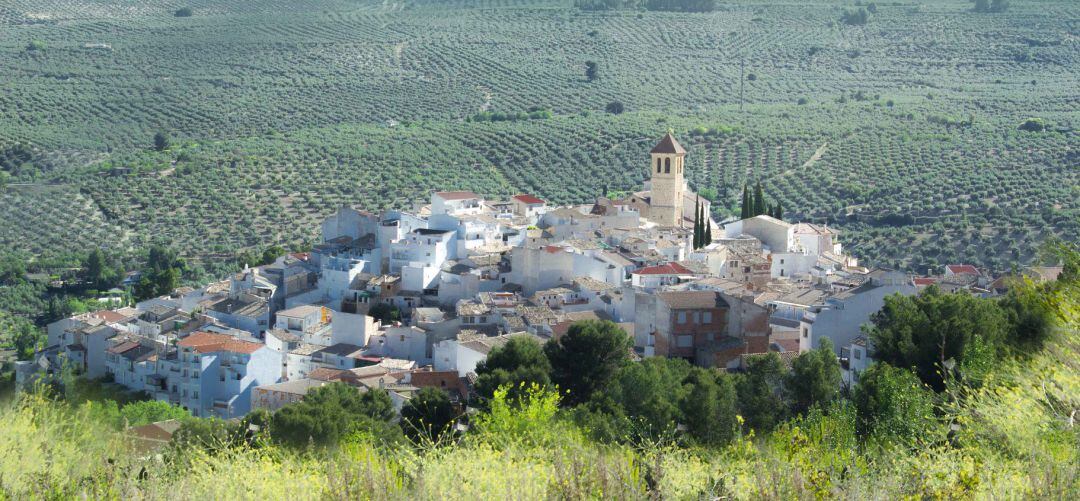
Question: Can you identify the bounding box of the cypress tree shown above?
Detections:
[753,182,766,217]
[774,201,783,220]
[698,203,705,248]
[704,210,713,246]
[740,185,749,219]
[693,198,701,249]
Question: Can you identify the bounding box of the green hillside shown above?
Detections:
[1,0,1077,272]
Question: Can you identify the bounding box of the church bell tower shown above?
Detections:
[649,133,687,227]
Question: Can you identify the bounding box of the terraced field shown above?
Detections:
[0,0,1076,275]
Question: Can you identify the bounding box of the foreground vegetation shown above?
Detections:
[1,249,1076,499]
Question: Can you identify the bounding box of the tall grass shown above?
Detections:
[1,288,1076,500]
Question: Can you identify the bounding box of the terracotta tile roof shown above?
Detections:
[913,277,938,286]
[107,341,140,355]
[435,191,480,200]
[632,262,693,275]
[658,290,729,309]
[513,194,545,205]
[177,331,262,355]
[308,367,349,381]
[650,133,686,155]
[947,264,980,276]
[94,310,131,324]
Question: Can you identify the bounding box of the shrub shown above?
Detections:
[788,338,842,413]
[605,101,625,115]
[400,387,459,445]
[175,7,194,17]
[852,363,936,439]
[1018,118,1047,132]
[842,8,870,26]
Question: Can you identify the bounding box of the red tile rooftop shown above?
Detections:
[632,262,693,275]
[947,264,980,275]
[178,331,261,355]
[512,194,545,205]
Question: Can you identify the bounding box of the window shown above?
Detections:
[853,349,862,360]
[693,312,700,323]
[193,391,199,399]
[802,328,808,338]
[399,335,405,342]
[677,335,692,348]
[703,311,712,323]
[656,158,661,173]
[780,259,785,264]
[664,158,671,173]
[677,312,687,324]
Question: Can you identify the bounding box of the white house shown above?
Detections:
[172,331,281,418]
[431,191,484,216]
[512,194,546,218]
[799,270,915,355]
[630,262,697,291]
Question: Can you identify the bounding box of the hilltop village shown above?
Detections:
[16,134,1014,419]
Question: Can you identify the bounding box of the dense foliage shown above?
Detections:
[1,266,1075,497]
[868,285,1008,390]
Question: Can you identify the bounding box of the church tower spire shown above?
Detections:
[648,133,687,227]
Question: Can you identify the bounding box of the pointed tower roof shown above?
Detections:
[650,133,686,155]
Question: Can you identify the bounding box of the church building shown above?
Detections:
[620,133,713,230]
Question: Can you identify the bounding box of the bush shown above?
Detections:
[25,40,46,52]
[605,101,625,115]
[153,131,170,151]
[1018,118,1047,132]
[852,363,937,439]
[842,8,870,26]
[400,387,459,445]
[679,368,737,446]
[788,338,842,413]
[175,7,194,17]
[270,383,399,449]
[367,302,401,325]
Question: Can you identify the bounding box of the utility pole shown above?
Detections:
[739,57,745,113]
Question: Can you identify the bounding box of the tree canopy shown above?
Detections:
[400,387,459,445]
[788,338,842,413]
[734,352,789,432]
[868,286,1007,390]
[475,336,552,401]
[271,383,399,448]
[851,363,936,440]
[545,320,632,406]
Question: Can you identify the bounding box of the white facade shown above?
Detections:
[800,272,915,355]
